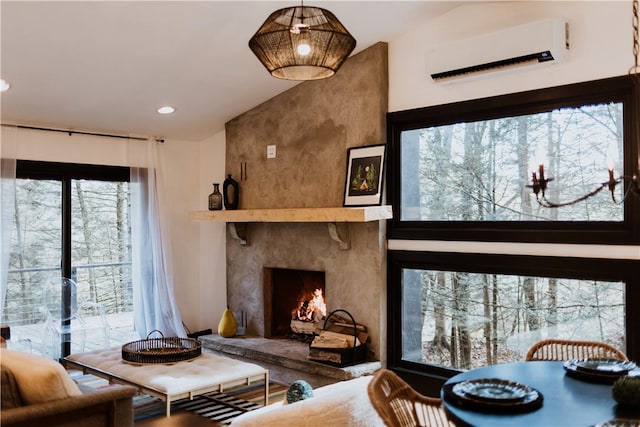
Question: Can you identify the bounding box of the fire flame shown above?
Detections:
[293,288,327,322]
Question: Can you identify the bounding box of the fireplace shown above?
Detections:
[227,222,386,360]
[263,267,326,338]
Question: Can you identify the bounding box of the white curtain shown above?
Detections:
[130,139,185,338]
[0,126,17,321]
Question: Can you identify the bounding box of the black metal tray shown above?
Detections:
[122,330,201,364]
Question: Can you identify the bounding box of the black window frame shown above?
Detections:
[15,160,130,358]
[386,75,640,244]
[386,250,640,395]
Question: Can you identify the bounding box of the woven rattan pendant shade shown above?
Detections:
[249,6,356,80]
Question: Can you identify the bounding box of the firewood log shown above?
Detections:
[312,330,361,348]
[325,324,368,344]
[310,335,349,349]
[290,319,320,335]
[308,348,343,364]
[332,321,366,331]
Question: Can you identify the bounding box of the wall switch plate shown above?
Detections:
[267,145,276,159]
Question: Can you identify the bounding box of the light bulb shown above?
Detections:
[297,43,311,56]
[157,106,175,114]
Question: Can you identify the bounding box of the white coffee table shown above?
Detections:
[65,348,269,417]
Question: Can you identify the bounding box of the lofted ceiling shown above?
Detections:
[1,1,465,141]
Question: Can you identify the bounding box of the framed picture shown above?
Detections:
[343,144,386,206]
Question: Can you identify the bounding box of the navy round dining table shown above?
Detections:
[441,361,640,427]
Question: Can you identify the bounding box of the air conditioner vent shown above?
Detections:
[428,18,568,82]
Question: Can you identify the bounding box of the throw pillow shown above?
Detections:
[286,379,314,404]
[0,349,82,405]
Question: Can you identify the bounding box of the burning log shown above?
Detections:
[289,288,327,336]
[292,289,326,322]
[290,319,321,335]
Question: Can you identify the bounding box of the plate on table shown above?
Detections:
[564,359,637,383]
[453,378,530,403]
[574,359,636,375]
[444,378,543,413]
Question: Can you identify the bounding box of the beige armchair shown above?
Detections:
[1,349,136,427]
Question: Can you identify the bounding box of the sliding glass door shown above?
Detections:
[4,161,133,358]
[7,178,62,336]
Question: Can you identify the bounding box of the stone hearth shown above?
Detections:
[199,334,380,383]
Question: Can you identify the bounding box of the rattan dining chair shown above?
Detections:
[367,368,454,427]
[525,338,628,361]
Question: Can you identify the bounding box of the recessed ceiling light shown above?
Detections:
[0,79,10,92]
[157,106,175,114]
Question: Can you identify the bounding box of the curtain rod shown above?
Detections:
[1,123,164,143]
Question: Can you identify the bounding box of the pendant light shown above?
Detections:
[249,2,356,81]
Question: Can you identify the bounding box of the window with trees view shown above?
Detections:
[400,103,622,222]
[386,76,640,392]
[403,268,624,370]
[387,252,640,386]
[3,161,134,357]
[387,76,640,244]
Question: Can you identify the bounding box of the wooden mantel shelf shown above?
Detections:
[189,206,393,249]
[188,206,392,223]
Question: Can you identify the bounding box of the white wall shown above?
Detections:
[7,127,130,166]
[4,126,228,334]
[390,1,631,111]
[194,130,227,333]
[387,0,639,260]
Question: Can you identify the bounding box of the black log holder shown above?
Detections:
[308,309,367,367]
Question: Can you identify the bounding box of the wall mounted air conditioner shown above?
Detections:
[428,18,569,83]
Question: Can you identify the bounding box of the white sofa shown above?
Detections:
[232,375,385,427]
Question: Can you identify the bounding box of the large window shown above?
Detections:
[4,161,133,357]
[387,252,640,395]
[385,76,640,395]
[387,76,640,244]
[400,104,623,222]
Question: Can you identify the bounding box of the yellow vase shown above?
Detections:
[217,308,238,338]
